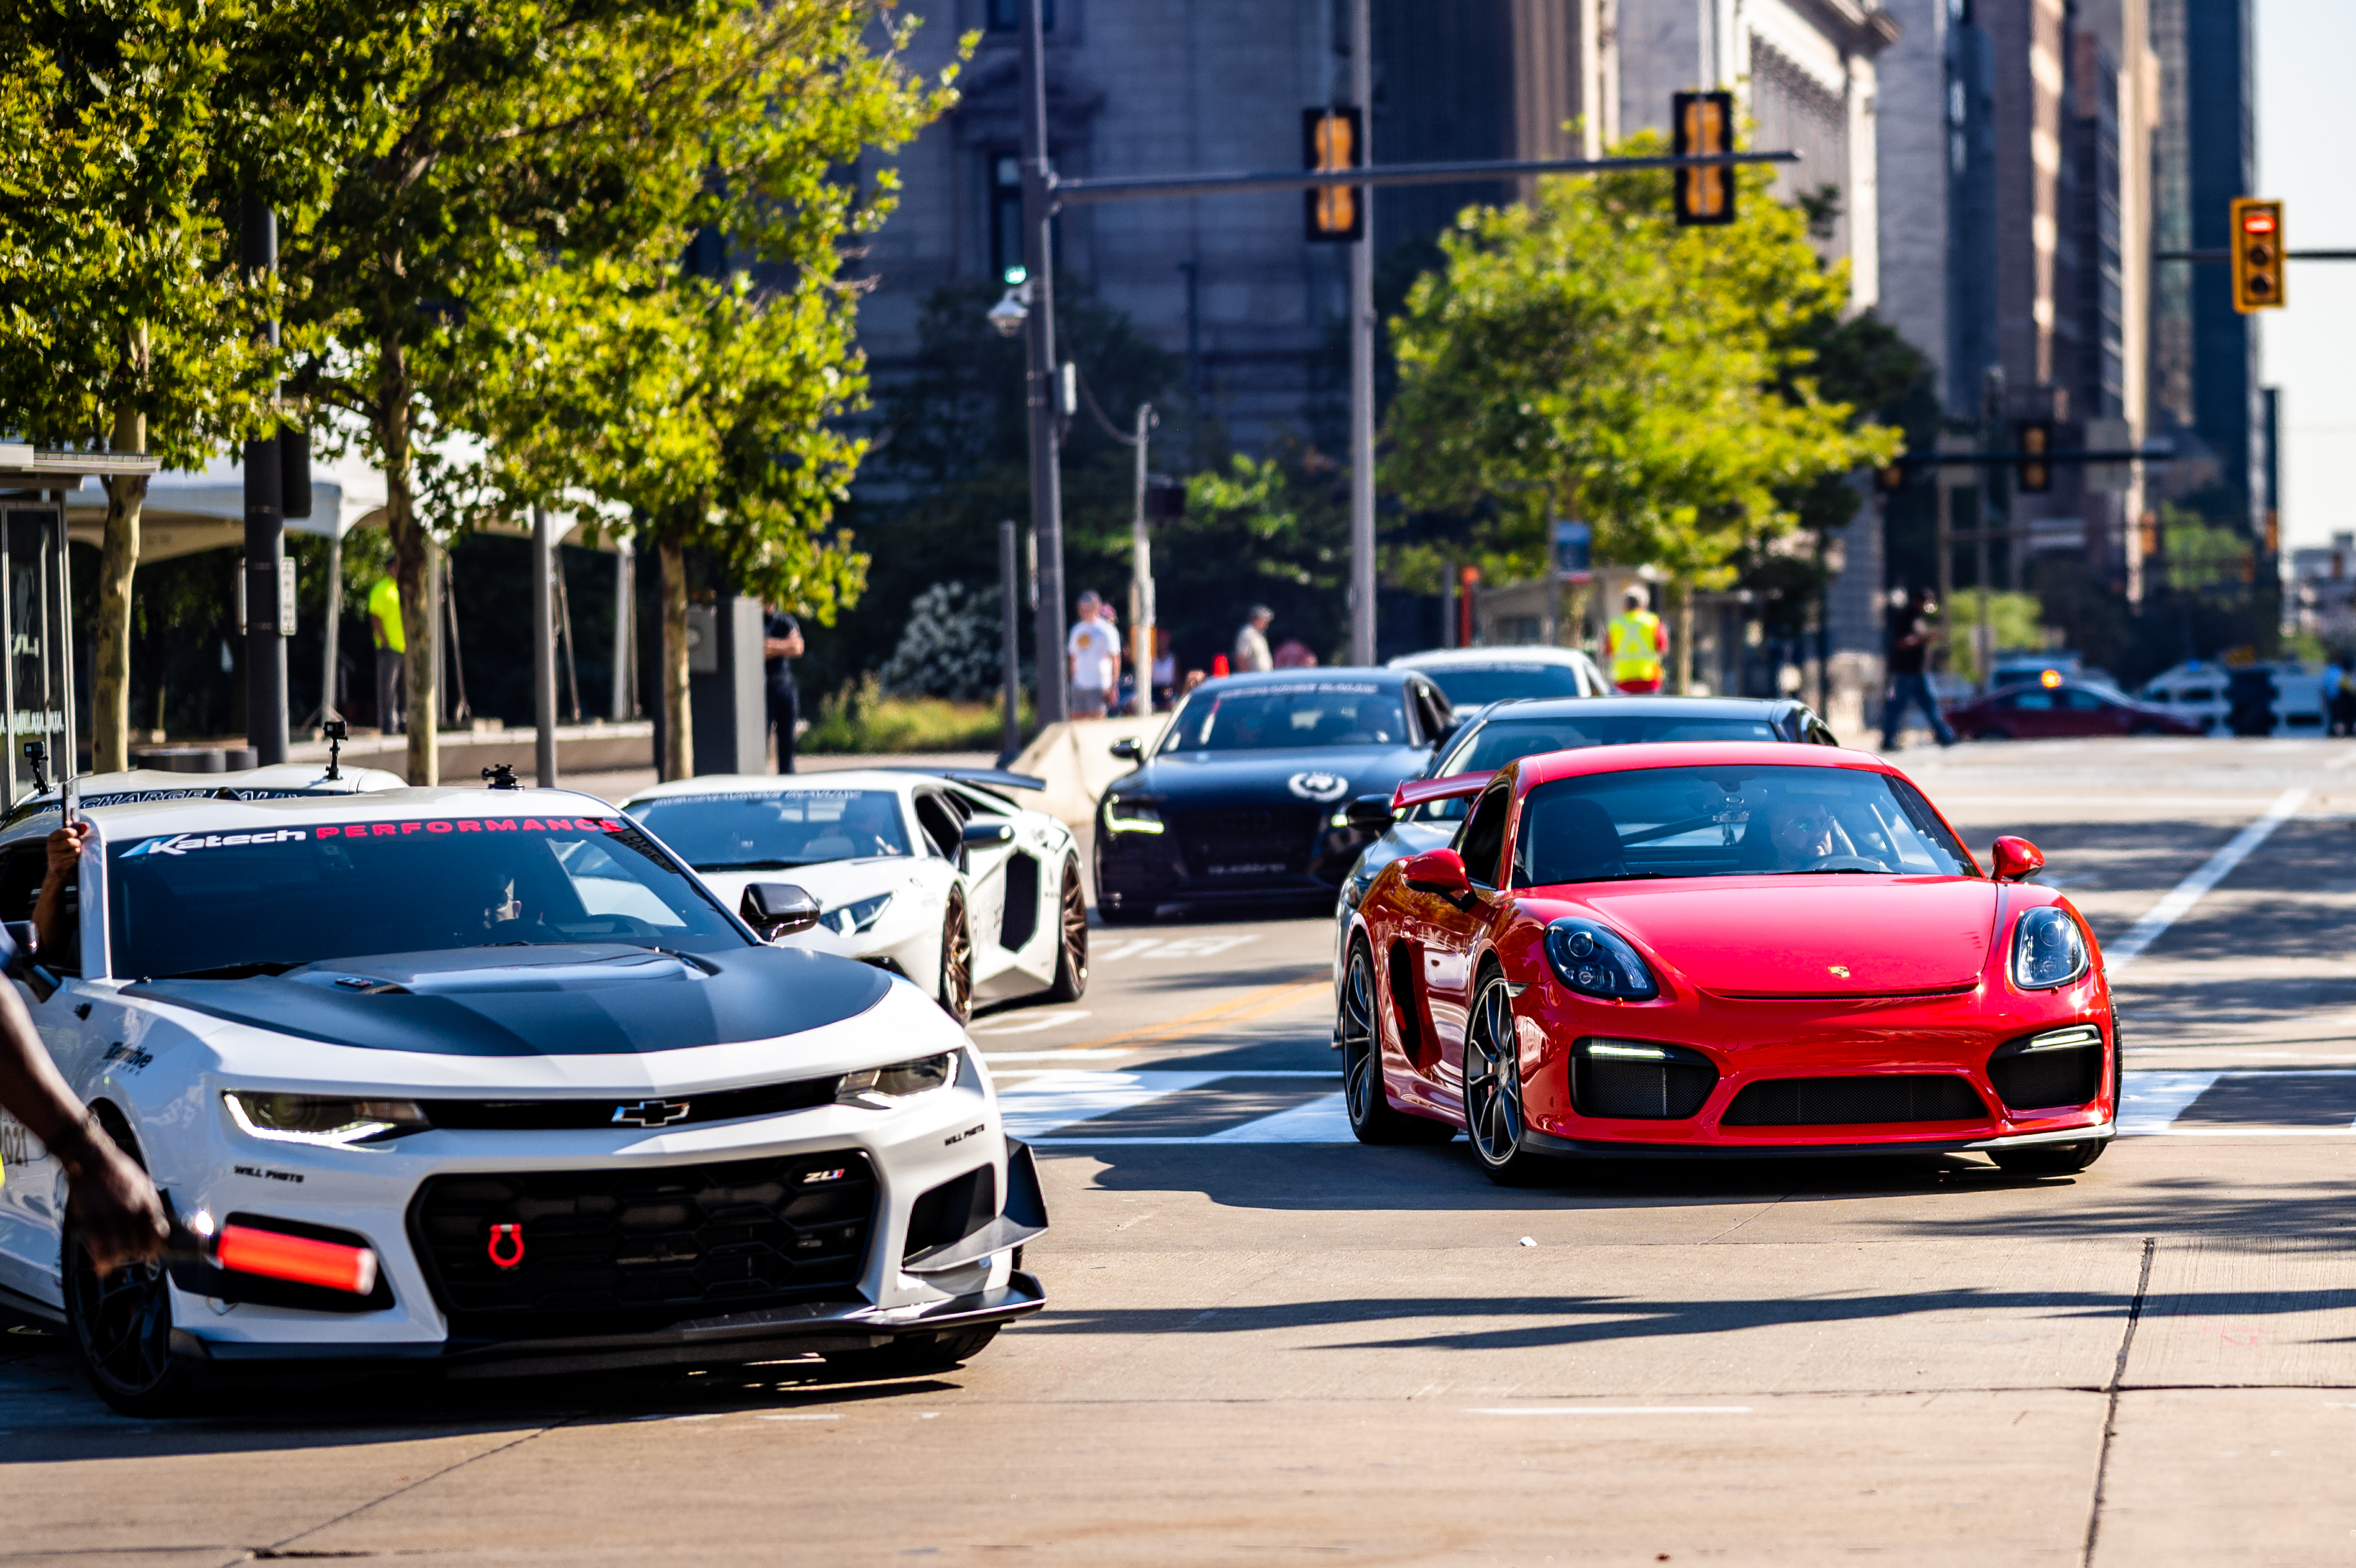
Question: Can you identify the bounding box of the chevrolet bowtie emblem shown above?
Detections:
[1828,964,1851,978]
[612,1099,691,1127]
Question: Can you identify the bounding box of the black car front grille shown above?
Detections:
[408,1151,876,1339]
[1571,1042,1718,1120]
[1722,1075,1989,1127]
[1173,806,1323,879]
[1987,1025,2106,1112]
[417,1076,840,1131]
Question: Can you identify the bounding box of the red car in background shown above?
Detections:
[1335,743,2116,1183]
[1944,678,2205,740]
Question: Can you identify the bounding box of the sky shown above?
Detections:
[2255,0,2354,549]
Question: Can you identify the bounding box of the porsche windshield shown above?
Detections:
[628,789,912,869]
[106,813,746,979]
[1511,765,1975,886]
[1160,682,1409,753]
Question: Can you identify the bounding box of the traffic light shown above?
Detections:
[1673,91,1736,226]
[2016,419,2054,493]
[2231,199,2285,312]
[1303,107,1363,242]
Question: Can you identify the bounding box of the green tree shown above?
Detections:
[1386,136,1903,686]
[449,3,958,778]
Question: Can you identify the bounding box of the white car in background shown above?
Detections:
[1388,645,1612,706]
[624,770,1087,1023]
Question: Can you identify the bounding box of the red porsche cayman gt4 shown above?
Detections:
[1336,742,2115,1184]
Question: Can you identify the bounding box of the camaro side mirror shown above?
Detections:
[961,820,1016,847]
[2,920,52,1002]
[741,883,822,940]
[1344,794,1396,834]
[1109,736,1144,762]
[1990,836,2045,883]
[1400,848,1471,897]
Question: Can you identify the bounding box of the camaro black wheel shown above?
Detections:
[63,1122,199,1416]
[1046,859,1089,1002]
[1340,941,1452,1145]
[824,1325,1001,1378]
[1463,971,1551,1185]
[1989,1139,2107,1175]
[937,895,974,1024]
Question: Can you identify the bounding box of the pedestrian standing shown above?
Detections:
[2328,652,2356,737]
[763,605,804,773]
[1880,587,1956,749]
[1235,605,1275,673]
[1067,590,1120,719]
[1606,586,1666,694]
[367,571,404,735]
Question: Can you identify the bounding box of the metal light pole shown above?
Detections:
[1129,403,1157,717]
[999,520,1023,760]
[1347,0,1377,666]
[241,196,288,764]
[532,504,558,787]
[1017,0,1068,723]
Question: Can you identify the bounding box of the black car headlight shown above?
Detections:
[2011,906,2090,990]
[1102,795,1165,834]
[838,1051,961,1104]
[1543,917,1661,1001]
[224,1091,430,1146]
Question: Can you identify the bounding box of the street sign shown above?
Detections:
[1553,518,1592,578]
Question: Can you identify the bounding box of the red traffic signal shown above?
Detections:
[2231,198,2285,311]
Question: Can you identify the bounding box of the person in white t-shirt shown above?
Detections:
[1067,590,1121,719]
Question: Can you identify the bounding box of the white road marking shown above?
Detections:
[968,1011,1092,1037]
[1090,935,1259,963]
[1202,1092,1351,1143]
[2116,1070,2225,1135]
[979,1048,1137,1061]
[1467,1406,1752,1417]
[996,1070,1228,1138]
[2326,751,2356,771]
[2105,787,2308,973]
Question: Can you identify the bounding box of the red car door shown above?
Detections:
[2004,689,2062,737]
[1418,783,1514,1115]
[2062,686,2130,735]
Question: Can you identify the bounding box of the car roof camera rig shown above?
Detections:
[481,762,521,791]
[322,718,349,781]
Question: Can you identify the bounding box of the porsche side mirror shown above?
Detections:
[1109,736,1144,762]
[2,921,51,1002]
[741,883,822,939]
[1990,836,2045,883]
[962,820,1016,847]
[1400,848,1471,897]
[1344,794,1395,834]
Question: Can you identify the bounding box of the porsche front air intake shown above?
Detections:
[1570,1039,1718,1119]
[1986,1024,2106,1112]
[1722,1075,1989,1126]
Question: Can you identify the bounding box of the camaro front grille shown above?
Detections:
[408,1151,876,1340]
[1173,807,1322,878]
[1721,1075,1989,1127]
[417,1076,839,1131]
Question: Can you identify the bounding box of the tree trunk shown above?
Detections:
[92,398,147,772]
[659,535,691,780]
[1674,580,1695,695]
[376,338,438,784]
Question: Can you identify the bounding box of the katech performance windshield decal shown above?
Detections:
[121,816,631,857]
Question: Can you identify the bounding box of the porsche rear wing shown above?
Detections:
[1390,770,1493,813]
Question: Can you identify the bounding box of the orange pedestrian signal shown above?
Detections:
[1303,107,1363,243]
[2231,198,2285,311]
[2016,419,2054,493]
[1673,92,1736,226]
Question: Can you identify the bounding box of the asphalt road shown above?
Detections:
[9,737,2356,1564]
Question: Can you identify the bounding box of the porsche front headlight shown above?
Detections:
[224,1091,430,1146]
[837,1051,961,1104]
[824,893,894,936]
[1543,917,1661,1001]
[2011,906,2090,990]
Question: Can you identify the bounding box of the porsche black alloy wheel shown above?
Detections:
[938,895,974,1024]
[1340,941,1451,1145]
[1046,859,1090,1002]
[1989,1139,2108,1175]
[1463,972,1550,1185]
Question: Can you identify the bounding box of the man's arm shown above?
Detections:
[0,977,165,1270]
[34,823,82,958]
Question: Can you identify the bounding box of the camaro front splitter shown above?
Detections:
[1520,1121,2114,1161]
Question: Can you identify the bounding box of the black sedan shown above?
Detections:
[1095,668,1454,922]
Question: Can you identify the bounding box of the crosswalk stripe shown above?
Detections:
[2117,1070,2225,1135]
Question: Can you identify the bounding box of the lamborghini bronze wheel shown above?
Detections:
[938,894,974,1023]
[1046,858,1089,1002]
[1463,971,1551,1185]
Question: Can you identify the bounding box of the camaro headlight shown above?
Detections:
[224,1091,430,1146]
[837,1051,961,1104]
[2011,906,2090,990]
[1103,796,1165,834]
[1543,916,1661,1001]
[824,893,894,936]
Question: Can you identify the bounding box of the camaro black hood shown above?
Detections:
[1112,743,1430,810]
[125,943,892,1057]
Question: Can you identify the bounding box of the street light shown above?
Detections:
[988,266,1031,339]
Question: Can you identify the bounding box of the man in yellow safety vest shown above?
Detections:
[1607,585,1667,693]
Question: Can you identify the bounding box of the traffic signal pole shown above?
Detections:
[1347,0,1376,666]
[240,196,288,766]
[1018,0,1067,724]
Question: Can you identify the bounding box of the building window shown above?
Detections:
[989,153,1026,282]
[985,0,1053,31]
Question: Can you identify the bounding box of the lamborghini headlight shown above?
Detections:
[824,893,894,936]
[224,1091,430,1146]
[1103,795,1165,834]
[2011,906,2090,990]
[837,1051,961,1105]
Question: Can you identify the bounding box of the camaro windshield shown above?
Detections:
[1414,663,1585,705]
[1159,682,1409,753]
[1413,715,1783,821]
[629,789,912,869]
[1510,765,1975,885]
[107,813,746,978]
